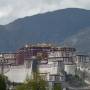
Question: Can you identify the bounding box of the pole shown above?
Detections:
[1,61,4,75]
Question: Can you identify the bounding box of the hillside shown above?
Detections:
[63,27,90,53]
[0,8,90,51]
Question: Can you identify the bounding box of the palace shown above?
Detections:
[0,43,90,89]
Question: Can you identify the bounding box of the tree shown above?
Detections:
[16,84,27,90]
[16,72,47,90]
[53,83,62,90]
[0,74,7,90]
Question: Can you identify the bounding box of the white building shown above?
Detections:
[0,53,16,65]
[76,55,90,64]
[48,47,76,75]
[2,46,90,88]
[0,47,76,84]
[3,56,65,90]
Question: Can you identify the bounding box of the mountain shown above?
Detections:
[0,8,90,51]
[63,27,90,53]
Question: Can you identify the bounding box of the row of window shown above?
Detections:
[49,75,64,81]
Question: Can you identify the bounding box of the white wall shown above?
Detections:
[64,64,76,75]
[4,65,32,83]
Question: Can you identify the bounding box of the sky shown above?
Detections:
[0,0,90,25]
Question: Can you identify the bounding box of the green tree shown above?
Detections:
[53,83,62,90]
[16,84,27,90]
[16,73,47,90]
[0,74,6,90]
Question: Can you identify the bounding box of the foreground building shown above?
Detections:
[0,43,90,89]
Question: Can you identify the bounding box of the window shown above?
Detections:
[49,76,54,81]
[55,76,59,81]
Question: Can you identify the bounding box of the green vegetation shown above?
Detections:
[16,72,47,90]
[53,83,62,90]
[66,74,87,87]
[0,74,7,90]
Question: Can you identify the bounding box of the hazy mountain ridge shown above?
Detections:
[63,27,90,52]
[0,8,90,52]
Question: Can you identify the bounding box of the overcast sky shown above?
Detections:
[0,0,90,25]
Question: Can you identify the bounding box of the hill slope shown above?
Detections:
[63,27,90,53]
[0,8,90,51]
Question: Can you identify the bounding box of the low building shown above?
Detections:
[0,53,16,65]
[1,43,90,89]
[76,55,90,64]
